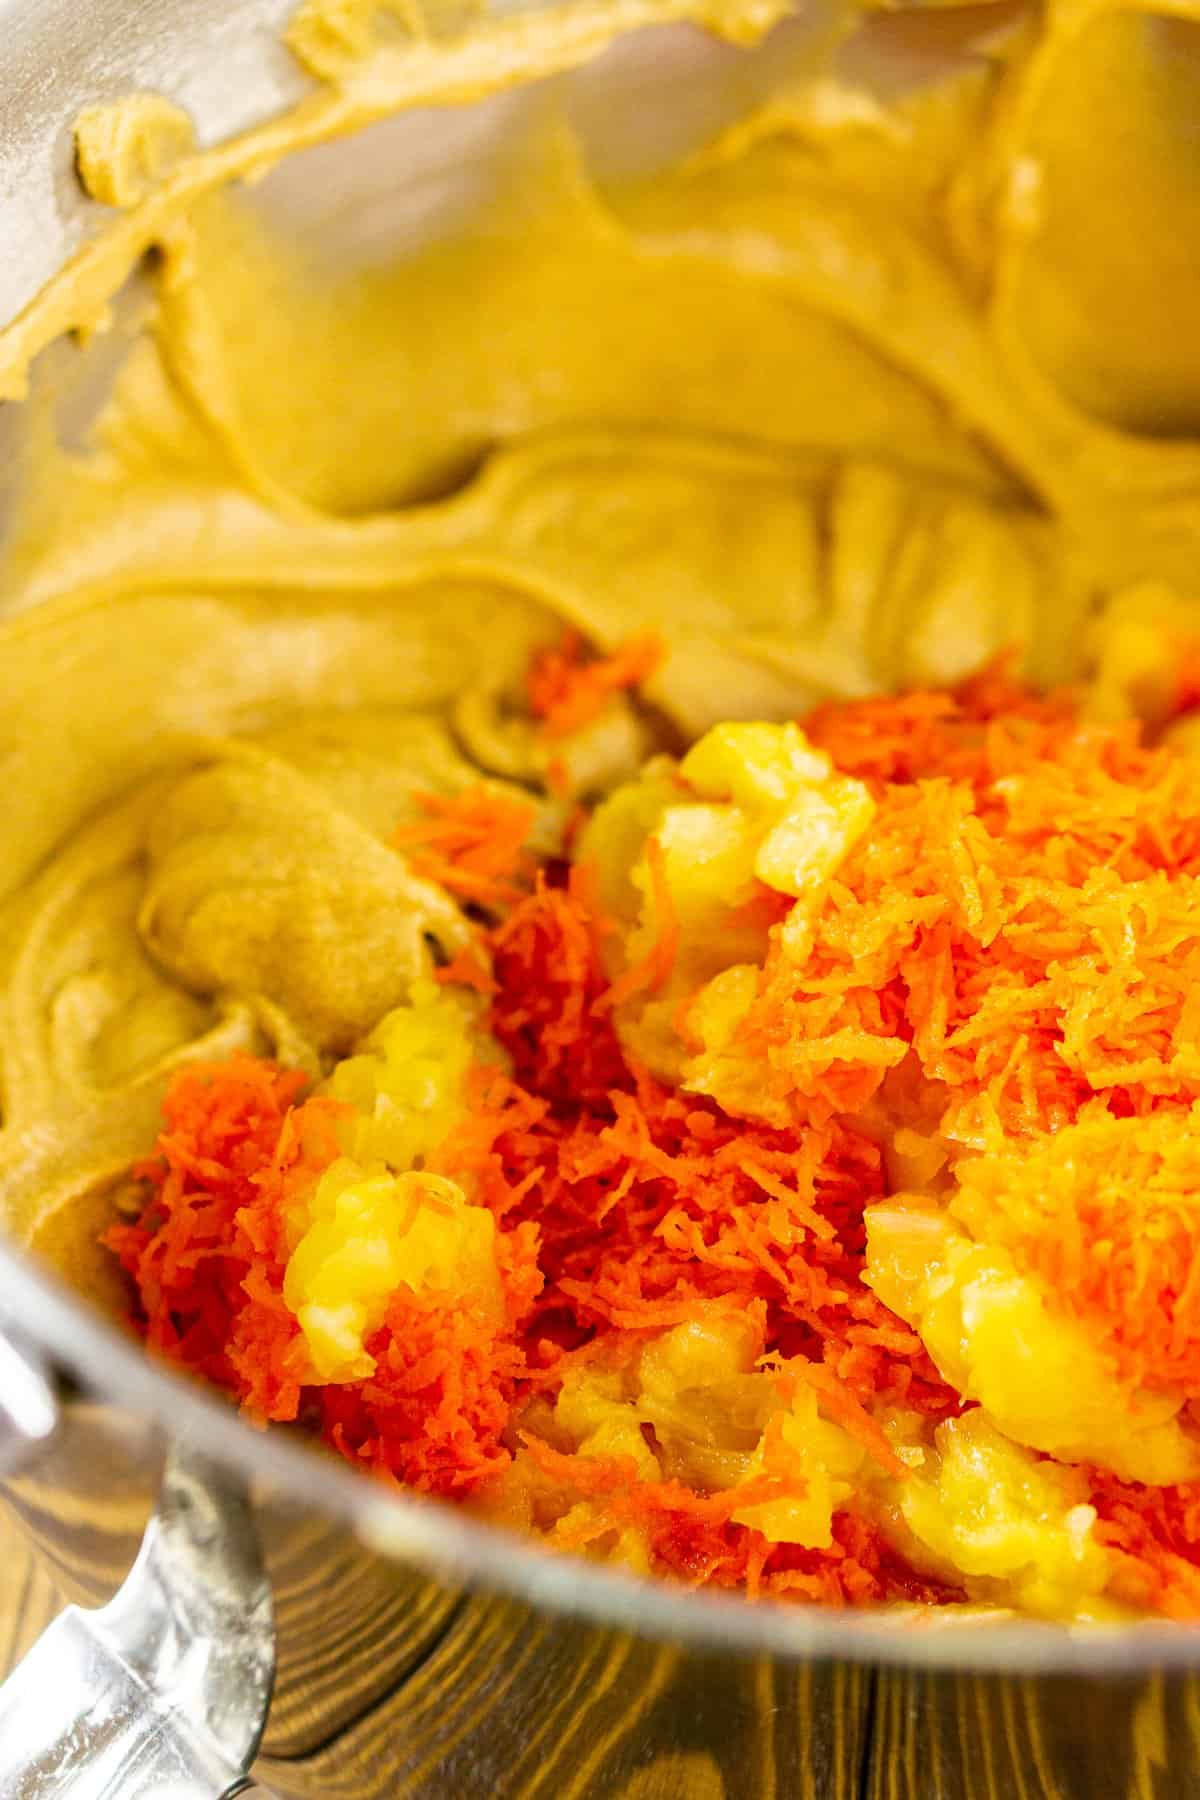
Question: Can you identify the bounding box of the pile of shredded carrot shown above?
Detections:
[393,787,538,911]
[107,663,1200,1614]
[726,665,1200,1137]
[107,1058,543,1494]
[951,1111,1200,1396]
[526,628,664,737]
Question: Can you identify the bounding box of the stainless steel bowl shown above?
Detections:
[0,3,1196,1793]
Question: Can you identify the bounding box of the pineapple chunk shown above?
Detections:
[324,977,483,1170]
[576,721,873,1080]
[733,1386,866,1549]
[865,1200,1200,1484]
[284,1163,501,1381]
[554,1365,662,1481]
[882,1409,1111,1619]
[680,721,874,899]
[755,785,874,899]
[680,721,832,806]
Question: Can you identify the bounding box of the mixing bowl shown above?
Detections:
[0,1,1197,1793]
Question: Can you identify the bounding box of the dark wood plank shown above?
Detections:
[865,1670,1200,1800]
[7,1491,1200,1800]
[253,1593,874,1799]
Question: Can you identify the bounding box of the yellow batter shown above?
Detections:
[0,0,1198,1363]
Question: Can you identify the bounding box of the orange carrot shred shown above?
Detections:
[393,785,537,911]
[434,940,499,995]
[527,629,664,738]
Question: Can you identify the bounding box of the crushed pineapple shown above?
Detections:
[280,980,503,1380]
[865,1200,1200,1485]
[878,1410,1112,1620]
[538,1314,1130,1600]
[541,1315,867,1553]
[324,978,483,1168]
[284,1163,501,1380]
[578,721,873,1079]
[554,1364,663,1480]
[732,1386,866,1549]
[545,1315,769,1494]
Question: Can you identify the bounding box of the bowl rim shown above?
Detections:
[3,1238,1198,1676]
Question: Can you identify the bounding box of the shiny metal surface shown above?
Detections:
[0,1325,57,1478]
[0,0,1198,1786]
[0,1448,272,1798]
[0,0,306,335]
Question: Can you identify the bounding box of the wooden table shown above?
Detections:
[4,1506,1200,1798]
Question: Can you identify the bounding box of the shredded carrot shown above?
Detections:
[393,785,537,911]
[107,1058,341,1419]
[433,941,498,995]
[527,629,664,738]
[950,1110,1200,1395]
[461,883,954,1418]
[485,870,629,1107]
[107,1058,542,1494]
[794,1363,907,1477]
[732,671,1200,1133]
[1087,1472,1200,1619]
[107,664,1200,1617]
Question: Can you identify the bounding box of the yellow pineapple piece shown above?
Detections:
[576,721,873,1084]
[865,1200,1200,1484]
[881,1409,1111,1619]
[324,977,484,1170]
[284,1163,501,1381]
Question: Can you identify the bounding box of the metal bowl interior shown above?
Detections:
[0,0,1195,1677]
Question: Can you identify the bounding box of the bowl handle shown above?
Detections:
[0,1338,275,1799]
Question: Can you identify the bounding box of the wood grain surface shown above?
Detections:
[4,1508,1200,1798]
